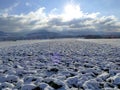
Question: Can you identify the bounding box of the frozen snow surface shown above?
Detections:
[77,39,120,47]
[0,39,120,90]
[0,40,49,48]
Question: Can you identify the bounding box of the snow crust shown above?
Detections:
[0,39,120,90]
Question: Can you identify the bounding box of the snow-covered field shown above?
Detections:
[78,39,120,47]
[0,40,50,48]
[0,39,120,90]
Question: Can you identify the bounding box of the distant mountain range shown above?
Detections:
[0,30,120,41]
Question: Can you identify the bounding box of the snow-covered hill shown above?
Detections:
[0,39,120,90]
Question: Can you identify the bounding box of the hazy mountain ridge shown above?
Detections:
[0,30,120,41]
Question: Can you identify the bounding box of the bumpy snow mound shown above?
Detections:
[0,39,120,90]
[21,84,36,90]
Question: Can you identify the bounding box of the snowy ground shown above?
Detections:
[0,39,50,48]
[77,39,120,47]
[0,39,120,90]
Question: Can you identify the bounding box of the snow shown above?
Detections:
[6,75,19,84]
[66,76,79,88]
[77,39,120,47]
[0,82,14,89]
[21,84,36,90]
[0,39,120,90]
[83,79,101,90]
[0,39,50,48]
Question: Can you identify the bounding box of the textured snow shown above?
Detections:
[78,39,120,47]
[0,39,120,90]
[0,39,48,48]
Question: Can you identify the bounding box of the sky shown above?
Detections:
[0,0,120,33]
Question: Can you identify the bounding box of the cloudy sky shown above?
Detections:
[0,0,120,33]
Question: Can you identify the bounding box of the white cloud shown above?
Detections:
[0,3,120,33]
[85,12,100,18]
[4,3,19,14]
